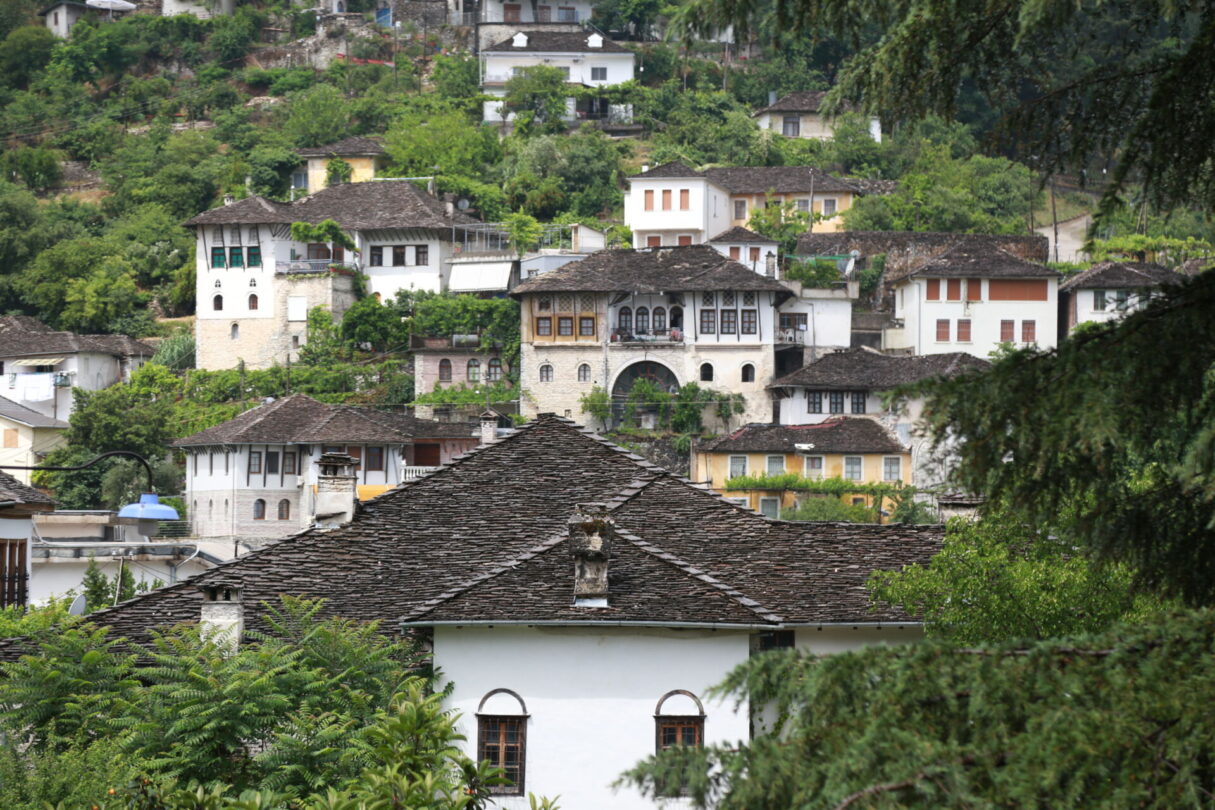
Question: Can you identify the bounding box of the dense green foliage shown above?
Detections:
[779,496,876,522]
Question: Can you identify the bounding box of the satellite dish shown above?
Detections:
[456,198,471,210]
[68,594,87,616]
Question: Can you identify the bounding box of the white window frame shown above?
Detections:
[804,455,824,479]
[844,455,863,481]
[822,198,838,216]
[766,455,785,475]
[758,496,780,519]
[883,456,901,482]
[724,496,749,507]
[728,455,748,478]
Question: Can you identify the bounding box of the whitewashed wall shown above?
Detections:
[892,277,1059,357]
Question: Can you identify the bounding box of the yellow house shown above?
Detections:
[0,397,68,485]
[693,417,911,520]
[297,136,390,194]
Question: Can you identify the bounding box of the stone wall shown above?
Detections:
[187,488,306,541]
[605,432,691,477]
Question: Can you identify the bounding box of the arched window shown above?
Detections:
[252,499,266,520]
[654,690,706,753]
[487,358,503,381]
[467,359,481,382]
[248,293,259,310]
[741,363,755,382]
[618,306,633,332]
[577,363,591,382]
[653,306,667,331]
[670,305,684,329]
[540,364,553,382]
[700,363,714,382]
[277,499,291,520]
[635,306,650,333]
[230,323,239,340]
[438,359,452,382]
[477,689,529,796]
[213,294,223,311]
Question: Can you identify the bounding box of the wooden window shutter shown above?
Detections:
[926,279,940,300]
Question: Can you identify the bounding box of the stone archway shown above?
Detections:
[611,360,681,428]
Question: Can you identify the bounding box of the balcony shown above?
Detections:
[402,465,441,481]
[611,328,684,344]
[276,260,361,275]
[776,328,807,345]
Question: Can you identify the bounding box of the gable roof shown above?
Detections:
[630,163,864,195]
[0,316,155,360]
[632,161,703,179]
[906,241,1059,279]
[697,418,906,455]
[483,31,630,53]
[0,396,68,429]
[0,471,54,508]
[0,416,942,658]
[511,245,792,298]
[171,395,475,447]
[1058,261,1184,292]
[297,136,386,158]
[753,90,867,117]
[770,348,991,390]
[183,181,479,230]
[709,226,777,244]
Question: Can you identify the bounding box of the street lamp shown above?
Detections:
[0,450,180,537]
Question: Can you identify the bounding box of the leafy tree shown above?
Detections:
[298,306,346,366]
[325,157,353,186]
[429,53,482,115]
[746,195,811,257]
[340,295,407,353]
[0,145,62,191]
[779,496,875,522]
[81,556,113,615]
[580,385,612,431]
[283,84,351,148]
[504,211,542,256]
[405,292,521,370]
[384,109,501,178]
[59,256,143,334]
[503,65,570,135]
[290,219,357,258]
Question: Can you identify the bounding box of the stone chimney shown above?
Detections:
[569,503,612,605]
[480,409,499,445]
[223,193,236,206]
[199,582,243,653]
[314,452,358,527]
[443,192,456,218]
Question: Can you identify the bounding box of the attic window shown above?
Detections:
[511,31,528,47]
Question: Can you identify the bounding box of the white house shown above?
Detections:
[1058,260,1183,339]
[40,0,97,37]
[480,31,635,126]
[0,397,68,486]
[473,0,597,49]
[0,316,155,424]
[707,226,780,271]
[173,394,479,546]
[0,471,54,610]
[4,415,943,808]
[884,242,1062,358]
[183,181,481,370]
[753,90,882,142]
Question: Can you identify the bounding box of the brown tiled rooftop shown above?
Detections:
[770,347,990,390]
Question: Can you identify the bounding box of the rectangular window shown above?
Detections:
[729,246,740,260]
[750,247,761,263]
[758,497,780,519]
[989,279,1049,301]
[946,278,962,300]
[579,317,595,336]
[782,115,800,137]
[678,235,693,246]
[266,451,280,475]
[720,310,737,334]
[558,317,573,336]
[246,245,262,267]
[1114,289,1130,310]
[740,309,757,334]
[966,278,982,301]
[229,247,244,268]
[283,452,297,475]
[248,451,262,474]
[1093,290,1107,311]
[757,630,795,650]
[211,246,226,268]
[1000,320,1015,342]
[307,243,331,260]
[1022,319,1036,343]
[479,717,525,796]
[369,246,383,266]
[926,279,940,300]
[656,716,704,751]
[700,309,716,334]
[734,199,746,219]
[591,66,606,81]
[766,455,785,475]
[536,317,552,336]
[804,456,824,478]
[822,198,837,216]
[537,5,551,20]
[646,235,661,247]
[851,391,866,414]
[679,189,690,210]
[415,245,429,266]
[288,296,308,322]
[392,246,407,266]
[365,446,384,471]
[883,457,901,482]
[936,319,950,342]
[557,5,576,20]
[844,456,863,481]
[796,198,810,213]
[644,189,654,211]
[728,455,747,478]
[957,319,971,342]
[662,189,672,210]
[829,391,845,413]
[808,391,822,413]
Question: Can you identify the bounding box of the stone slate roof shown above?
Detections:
[511,245,792,299]
[770,347,990,390]
[1177,258,1215,276]
[709,226,776,243]
[907,241,1059,279]
[0,471,54,508]
[0,396,68,429]
[631,163,864,195]
[753,90,867,116]
[796,231,1050,283]
[1059,261,1184,292]
[0,316,155,359]
[483,31,630,53]
[633,161,703,179]
[297,136,386,158]
[184,181,479,230]
[844,178,899,195]
[172,394,475,447]
[697,417,906,455]
[0,416,942,659]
